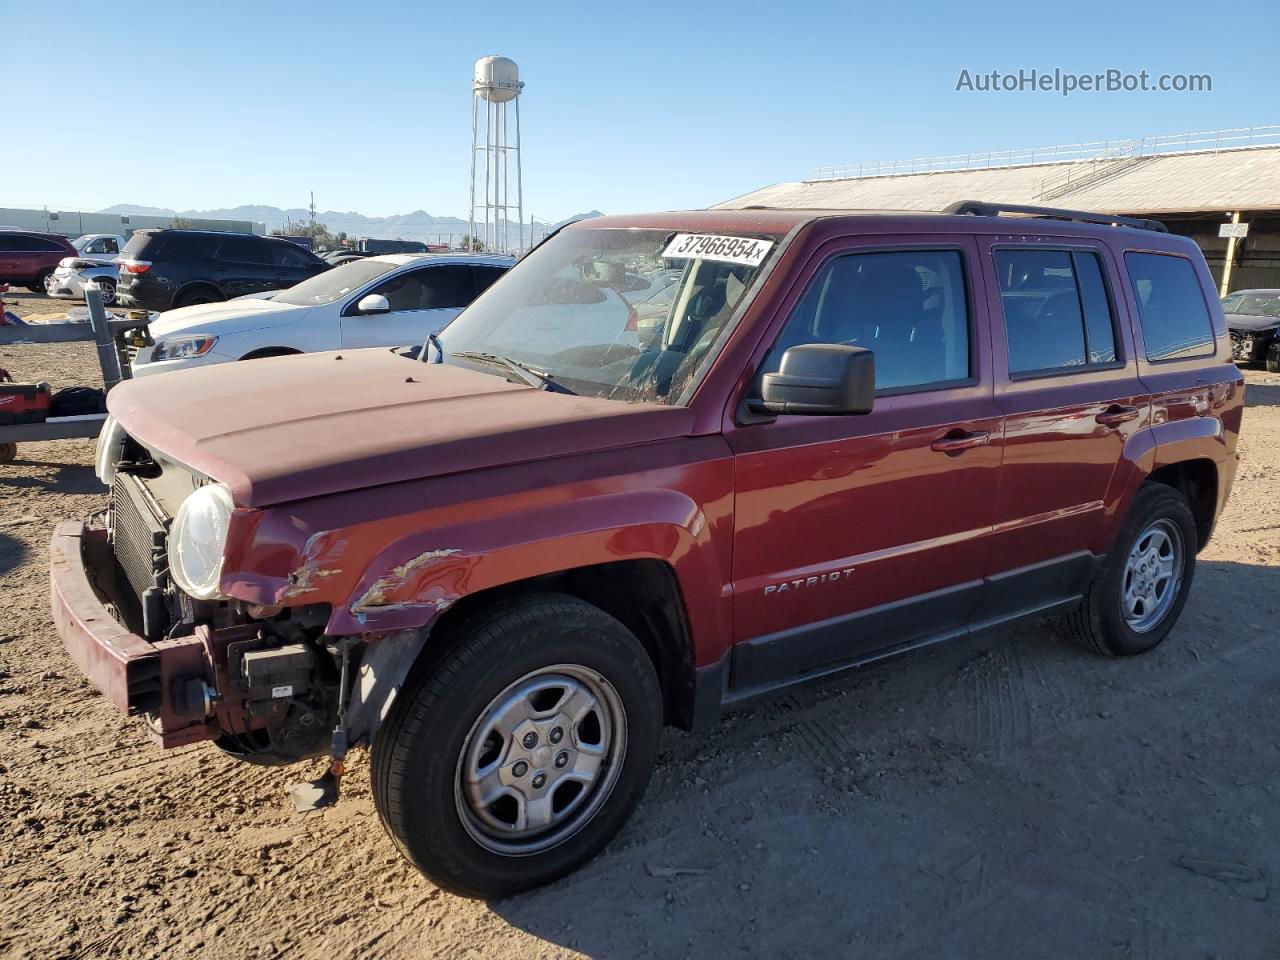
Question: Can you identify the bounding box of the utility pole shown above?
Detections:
[308,191,317,233]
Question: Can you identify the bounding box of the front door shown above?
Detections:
[726,236,1002,690]
[340,264,474,349]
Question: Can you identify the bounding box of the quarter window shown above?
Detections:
[760,249,971,392]
[1124,253,1216,361]
[994,249,1117,375]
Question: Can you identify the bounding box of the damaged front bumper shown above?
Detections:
[51,519,259,748]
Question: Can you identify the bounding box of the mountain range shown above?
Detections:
[98,204,602,246]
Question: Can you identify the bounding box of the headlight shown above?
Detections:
[169,483,235,600]
[152,335,218,362]
[95,415,127,485]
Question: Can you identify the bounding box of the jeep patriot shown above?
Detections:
[50,202,1243,898]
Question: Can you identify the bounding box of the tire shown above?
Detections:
[0,442,15,464]
[371,594,662,899]
[1062,483,1198,656]
[94,278,117,306]
[29,270,53,294]
[1267,343,1280,374]
[173,287,223,309]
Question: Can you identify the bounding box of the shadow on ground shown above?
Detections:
[0,463,104,495]
[1243,378,1280,408]
[0,532,27,578]
[490,560,1280,958]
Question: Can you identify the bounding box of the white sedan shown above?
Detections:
[130,253,513,377]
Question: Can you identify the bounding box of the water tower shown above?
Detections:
[469,56,524,255]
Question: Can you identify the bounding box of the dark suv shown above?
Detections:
[117,229,329,310]
[53,202,1241,899]
[0,231,77,292]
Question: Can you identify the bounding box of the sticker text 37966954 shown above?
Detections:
[661,233,774,267]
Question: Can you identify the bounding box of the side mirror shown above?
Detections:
[356,293,390,315]
[757,343,875,416]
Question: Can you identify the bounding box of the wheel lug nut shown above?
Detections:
[532,773,547,789]
[512,761,529,777]
[549,727,564,744]
[522,732,538,749]
[554,751,569,769]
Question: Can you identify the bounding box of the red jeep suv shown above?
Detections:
[51,202,1242,898]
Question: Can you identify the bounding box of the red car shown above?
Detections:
[52,202,1242,898]
[0,230,77,292]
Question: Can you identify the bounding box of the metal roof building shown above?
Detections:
[718,126,1280,292]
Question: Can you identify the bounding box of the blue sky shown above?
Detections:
[6,0,1276,222]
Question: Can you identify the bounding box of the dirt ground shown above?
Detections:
[2,288,1279,959]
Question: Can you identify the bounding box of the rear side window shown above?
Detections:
[1124,253,1216,361]
[147,233,219,261]
[760,249,971,392]
[994,249,1117,375]
[216,235,271,265]
[121,233,159,259]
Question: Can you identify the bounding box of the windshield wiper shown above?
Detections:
[450,351,576,394]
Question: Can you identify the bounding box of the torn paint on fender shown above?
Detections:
[278,532,348,603]
[350,548,463,618]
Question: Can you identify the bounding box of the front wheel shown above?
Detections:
[371,594,662,899]
[1267,342,1280,374]
[1062,483,1198,656]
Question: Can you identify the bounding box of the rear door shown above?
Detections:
[976,239,1149,621]
[339,263,475,348]
[725,235,1002,688]
[213,235,278,297]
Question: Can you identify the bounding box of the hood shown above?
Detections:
[1225,313,1280,333]
[107,348,695,507]
[149,298,309,338]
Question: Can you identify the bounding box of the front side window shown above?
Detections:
[1125,253,1216,361]
[439,227,783,404]
[418,265,473,308]
[368,268,436,311]
[759,249,971,393]
[994,249,1117,375]
[274,244,314,268]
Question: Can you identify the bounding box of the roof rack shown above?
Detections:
[943,200,1169,233]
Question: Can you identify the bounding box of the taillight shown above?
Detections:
[624,305,639,332]
[120,260,151,274]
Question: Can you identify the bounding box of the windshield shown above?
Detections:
[1224,293,1280,318]
[272,258,402,305]
[436,227,781,404]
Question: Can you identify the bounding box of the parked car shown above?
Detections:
[53,203,1241,900]
[0,231,77,292]
[47,259,120,305]
[116,229,330,311]
[1223,288,1280,371]
[129,253,512,376]
[72,233,128,260]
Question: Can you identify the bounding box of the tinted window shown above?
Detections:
[154,233,218,261]
[1125,253,1215,361]
[420,265,473,308]
[760,249,970,392]
[472,265,506,297]
[121,232,161,259]
[995,249,1117,374]
[0,236,17,252]
[216,235,271,265]
[274,243,315,268]
[369,268,435,311]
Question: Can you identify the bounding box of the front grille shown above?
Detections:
[110,473,169,602]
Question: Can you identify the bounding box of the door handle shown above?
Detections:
[1095,405,1140,427]
[931,430,990,453]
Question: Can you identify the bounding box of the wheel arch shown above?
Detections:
[1145,458,1218,551]
[173,280,225,306]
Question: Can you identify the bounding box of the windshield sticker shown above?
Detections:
[661,234,774,266]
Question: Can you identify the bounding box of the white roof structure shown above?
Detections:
[718,128,1280,216]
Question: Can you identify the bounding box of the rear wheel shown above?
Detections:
[371,594,662,899]
[1062,483,1198,656]
[173,286,223,309]
[1267,342,1280,374]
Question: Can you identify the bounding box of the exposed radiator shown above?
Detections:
[109,473,168,603]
